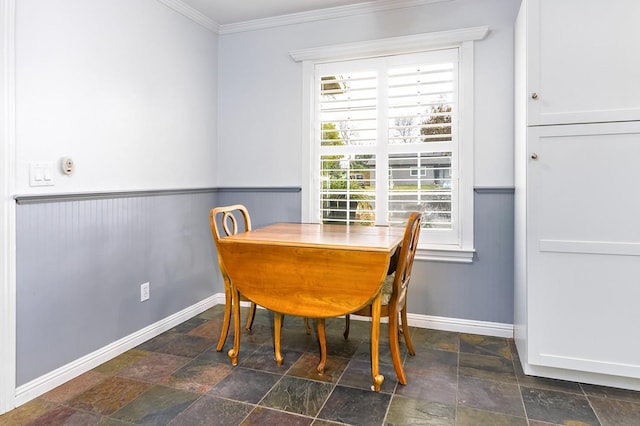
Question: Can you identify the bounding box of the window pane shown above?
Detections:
[320,72,377,146]
[314,48,462,244]
[320,154,376,225]
[388,152,452,229]
[388,63,454,144]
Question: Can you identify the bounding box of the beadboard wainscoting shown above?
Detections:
[14,186,513,405]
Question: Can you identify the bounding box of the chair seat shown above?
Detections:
[381,272,395,305]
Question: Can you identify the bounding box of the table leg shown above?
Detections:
[316,318,326,374]
[370,293,384,392]
[274,312,284,365]
[227,285,241,366]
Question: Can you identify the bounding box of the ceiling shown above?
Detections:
[179,0,373,25]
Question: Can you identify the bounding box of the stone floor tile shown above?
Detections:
[457,376,525,418]
[41,370,109,403]
[455,406,527,426]
[260,376,333,417]
[109,385,199,425]
[521,386,599,425]
[317,385,391,425]
[208,367,281,404]
[385,394,455,425]
[67,376,150,416]
[169,394,253,425]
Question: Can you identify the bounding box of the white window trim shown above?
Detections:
[291,26,488,263]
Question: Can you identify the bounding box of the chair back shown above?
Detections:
[389,212,423,309]
[210,205,252,279]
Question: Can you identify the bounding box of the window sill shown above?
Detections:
[415,245,475,263]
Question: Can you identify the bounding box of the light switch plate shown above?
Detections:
[29,162,55,186]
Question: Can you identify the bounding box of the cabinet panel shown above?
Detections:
[527,123,640,377]
[531,124,640,244]
[528,252,640,377]
[526,0,640,125]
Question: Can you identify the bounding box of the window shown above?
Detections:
[316,50,458,244]
[291,28,487,261]
[409,167,428,178]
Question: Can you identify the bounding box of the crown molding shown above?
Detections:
[219,0,452,35]
[289,26,489,62]
[156,0,220,33]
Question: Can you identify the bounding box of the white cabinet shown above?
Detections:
[523,0,640,126]
[515,0,640,390]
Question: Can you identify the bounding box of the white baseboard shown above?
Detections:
[327,311,513,338]
[14,297,512,408]
[14,294,224,407]
[522,362,640,392]
[406,313,514,338]
[257,304,514,338]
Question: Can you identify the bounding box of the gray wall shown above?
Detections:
[408,188,515,324]
[217,0,520,188]
[15,186,510,385]
[15,188,301,385]
[216,188,302,229]
[16,190,217,385]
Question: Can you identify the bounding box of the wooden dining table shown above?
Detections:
[216,222,405,392]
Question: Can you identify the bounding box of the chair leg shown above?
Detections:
[274,312,284,365]
[304,317,311,334]
[401,306,415,356]
[216,285,232,351]
[343,314,351,340]
[388,312,407,385]
[228,287,241,366]
[245,302,257,330]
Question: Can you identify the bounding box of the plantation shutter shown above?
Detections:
[314,49,459,244]
[319,69,378,224]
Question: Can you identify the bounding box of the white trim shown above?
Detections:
[300,60,315,223]
[539,239,640,257]
[220,0,452,35]
[156,0,220,33]
[289,26,489,62]
[406,313,514,338]
[296,28,486,256]
[537,353,640,379]
[0,0,16,415]
[522,362,640,392]
[415,246,475,263]
[350,312,513,338]
[14,295,222,408]
[458,40,475,254]
[256,304,512,338]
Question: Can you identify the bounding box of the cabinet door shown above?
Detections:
[526,0,640,125]
[527,122,640,377]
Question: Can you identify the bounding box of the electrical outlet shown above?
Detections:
[140,282,150,302]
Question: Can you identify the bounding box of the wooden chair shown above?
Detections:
[343,211,423,384]
[210,205,257,351]
[210,204,311,353]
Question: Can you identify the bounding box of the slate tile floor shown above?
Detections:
[3,305,640,425]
